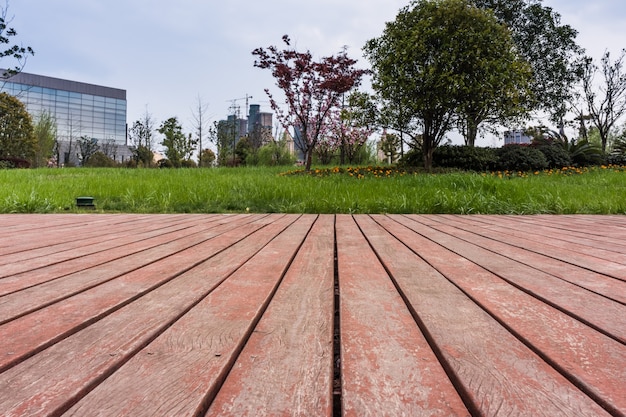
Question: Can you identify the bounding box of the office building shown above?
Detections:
[503,129,532,145]
[1,71,131,165]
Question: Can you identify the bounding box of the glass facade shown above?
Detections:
[1,72,127,145]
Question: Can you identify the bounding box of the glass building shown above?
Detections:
[1,71,130,164]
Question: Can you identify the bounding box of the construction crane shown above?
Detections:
[226,94,253,165]
[227,94,253,119]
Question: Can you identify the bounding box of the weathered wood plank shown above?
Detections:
[0,214,162,253]
[205,214,335,417]
[418,215,626,304]
[358,215,612,417]
[0,215,274,372]
[336,215,469,417]
[397,215,626,344]
[0,214,297,416]
[0,214,264,321]
[451,214,626,255]
[64,215,317,417]
[433,215,626,276]
[0,214,202,264]
[0,215,223,280]
[370,214,626,416]
[0,214,624,416]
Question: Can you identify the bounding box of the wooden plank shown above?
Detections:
[449,214,626,256]
[0,215,220,280]
[397,215,626,344]
[357,215,612,417]
[205,214,335,417]
[0,214,160,253]
[0,214,264,321]
[0,214,201,264]
[0,215,273,372]
[64,215,317,417]
[335,215,469,417]
[435,215,626,276]
[0,214,297,416]
[418,215,626,304]
[369,214,626,416]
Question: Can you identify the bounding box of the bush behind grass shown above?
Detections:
[0,166,624,214]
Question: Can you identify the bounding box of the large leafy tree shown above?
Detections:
[364,0,530,168]
[0,91,34,162]
[471,0,583,123]
[452,7,532,146]
[253,36,368,171]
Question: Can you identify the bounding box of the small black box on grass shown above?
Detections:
[76,196,95,209]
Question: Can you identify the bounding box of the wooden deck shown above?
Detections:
[0,214,624,417]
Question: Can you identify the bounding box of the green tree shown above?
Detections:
[77,136,99,165]
[234,136,251,166]
[158,117,196,168]
[128,110,156,167]
[470,0,582,122]
[215,120,234,166]
[364,0,529,168]
[32,110,57,167]
[0,92,35,162]
[199,148,216,167]
[451,8,532,146]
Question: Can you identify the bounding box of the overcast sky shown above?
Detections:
[6,0,626,145]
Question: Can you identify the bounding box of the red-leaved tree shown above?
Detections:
[253,35,368,170]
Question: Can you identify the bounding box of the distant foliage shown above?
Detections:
[256,141,295,166]
[495,145,548,172]
[536,145,572,169]
[199,149,216,167]
[84,151,119,168]
[0,92,35,162]
[432,145,497,171]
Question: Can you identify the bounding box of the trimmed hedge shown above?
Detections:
[495,145,548,172]
[433,145,497,171]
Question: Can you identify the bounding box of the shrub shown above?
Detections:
[398,148,424,167]
[536,145,572,168]
[495,144,548,172]
[433,145,497,171]
[158,159,174,168]
[180,159,197,168]
[84,152,119,168]
[257,141,295,166]
[0,156,30,168]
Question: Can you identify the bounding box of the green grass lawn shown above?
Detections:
[0,165,625,214]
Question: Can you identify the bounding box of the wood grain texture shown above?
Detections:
[205,215,335,417]
[397,215,626,344]
[0,214,624,416]
[0,214,294,416]
[358,215,612,417]
[370,215,626,416]
[65,215,313,417]
[336,215,469,417]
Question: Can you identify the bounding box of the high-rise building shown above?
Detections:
[218,104,273,151]
[1,71,131,165]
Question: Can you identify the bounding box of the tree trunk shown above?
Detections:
[304,149,313,171]
[465,119,478,147]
